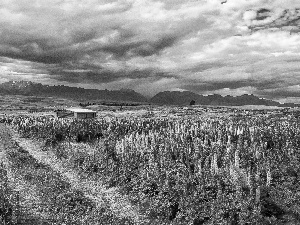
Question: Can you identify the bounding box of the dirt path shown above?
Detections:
[0,123,145,224]
[0,125,52,224]
[1,123,147,224]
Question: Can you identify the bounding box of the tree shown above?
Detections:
[190,100,195,106]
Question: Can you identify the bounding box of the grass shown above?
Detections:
[3,108,300,224]
[0,124,138,225]
[0,163,20,224]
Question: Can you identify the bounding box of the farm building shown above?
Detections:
[56,108,97,119]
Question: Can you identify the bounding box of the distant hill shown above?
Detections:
[0,81,148,103]
[149,91,201,105]
[0,81,299,107]
[150,91,298,107]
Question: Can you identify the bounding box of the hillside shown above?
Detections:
[0,81,148,103]
[150,91,296,107]
[0,81,299,107]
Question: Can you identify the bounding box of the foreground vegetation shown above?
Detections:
[0,163,19,224]
[0,124,136,224]
[1,108,300,224]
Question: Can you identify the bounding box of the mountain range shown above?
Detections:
[0,81,147,103]
[0,81,298,107]
[151,91,285,106]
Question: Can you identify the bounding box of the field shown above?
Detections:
[1,106,300,224]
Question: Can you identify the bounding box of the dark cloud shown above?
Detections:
[257,88,300,99]
[180,75,300,98]
[0,46,78,64]
[0,0,212,94]
[132,36,178,57]
[98,37,178,59]
[256,8,271,21]
[285,58,300,63]
[0,0,300,102]
[184,62,225,73]
[248,8,300,32]
[71,29,98,44]
[50,66,173,84]
[0,24,179,64]
[181,80,250,93]
[248,79,287,91]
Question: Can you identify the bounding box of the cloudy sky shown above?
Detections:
[0,0,300,102]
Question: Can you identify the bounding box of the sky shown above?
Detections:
[0,0,300,102]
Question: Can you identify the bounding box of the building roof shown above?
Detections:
[65,108,97,113]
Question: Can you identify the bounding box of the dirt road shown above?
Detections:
[0,123,145,225]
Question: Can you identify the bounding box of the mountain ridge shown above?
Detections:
[0,80,148,103]
[0,81,299,107]
[150,90,300,107]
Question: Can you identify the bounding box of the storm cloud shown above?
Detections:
[0,0,300,101]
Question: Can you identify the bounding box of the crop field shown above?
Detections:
[1,107,300,224]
